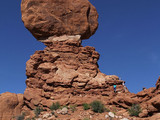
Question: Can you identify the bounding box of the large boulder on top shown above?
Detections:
[21,0,99,40]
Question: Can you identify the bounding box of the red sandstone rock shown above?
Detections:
[156,76,160,89]
[2,38,160,120]
[109,93,139,109]
[21,0,98,40]
[148,94,160,110]
[0,92,23,120]
[0,0,157,119]
[23,35,127,110]
[4,32,158,119]
[132,77,160,118]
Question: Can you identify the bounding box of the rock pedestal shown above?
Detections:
[23,35,127,110]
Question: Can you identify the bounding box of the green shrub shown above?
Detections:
[34,107,43,118]
[83,118,90,120]
[31,118,36,120]
[26,119,31,120]
[60,105,68,109]
[128,104,141,117]
[16,113,25,120]
[90,100,105,113]
[50,102,60,111]
[26,118,35,120]
[83,103,90,110]
[104,108,110,112]
[16,115,24,120]
[70,104,77,112]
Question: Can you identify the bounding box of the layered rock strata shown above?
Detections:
[23,35,127,110]
[108,77,160,118]
[137,77,160,117]
[21,0,98,40]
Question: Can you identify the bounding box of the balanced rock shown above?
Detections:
[21,0,98,40]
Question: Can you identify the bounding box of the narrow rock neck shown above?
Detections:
[40,35,82,48]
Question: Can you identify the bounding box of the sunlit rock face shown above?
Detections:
[23,35,126,110]
[0,92,23,120]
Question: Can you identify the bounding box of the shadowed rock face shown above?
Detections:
[21,0,98,40]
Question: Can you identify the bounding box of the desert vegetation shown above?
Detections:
[128,104,141,117]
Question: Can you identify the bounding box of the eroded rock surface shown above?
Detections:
[109,77,160,118]
[0,92,23,120]
[21,0,98,40]
[23,35,127,110]
[4,0,159,119]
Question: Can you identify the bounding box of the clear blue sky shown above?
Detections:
[0,0,160,94]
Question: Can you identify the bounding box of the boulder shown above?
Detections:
[108,112,115,118]
[105,114,109,119]
[21,0,98,40]
[0,92,23,120]
[57,107,68,115]
[42,113,52,118]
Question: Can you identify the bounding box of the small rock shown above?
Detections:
[118,116,123,119]
[56,109,61,114]
[61,107,68,115]
[108,112,115,118]
[89,111,94,115]
[120,118,129,120]
[139,109,148,118]
[123,111,129,116]
[43,113,52,118]
[115,115,118,118]
[37,118,43,120]
[48,116,56,120]
[105,114,109,119]
[50,96,54,100]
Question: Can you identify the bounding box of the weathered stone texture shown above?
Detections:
[0,92,23,120]
[21,0,98,40]
[23,35,127,110]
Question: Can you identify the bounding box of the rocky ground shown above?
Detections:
[8,94,160,120]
